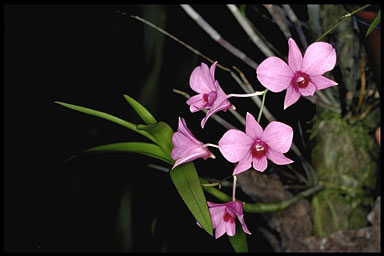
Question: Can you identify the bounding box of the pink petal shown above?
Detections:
[236,214,251,235]
[226,201,243,213]
[256,57,294,92]
[171,132,197,159]
[177,117,202,145]
[245,112,263,140]
[233,151,253,175]
[186,91,217,113]
[288,38,303,72]
[266,148,293,165]
[172,146,212,169]
[252,156,268,172]
[186,94,207,112]
[261,121,293,153]
[189,63,216,94]
[298,81,316,96]
[210,61,218,81]
[208,206,226,229]
[214,221,227,239]
[207,201,223,208]
[284,85,301,109]
[225,220,236,237]
[227,201,252,235]
[200,82,231,128]
[310,75,338,90]
[239,217,252,235]
[219,130,253,163]
[301,42,337,76]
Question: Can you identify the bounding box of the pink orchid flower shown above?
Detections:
[219,112,293,174]
[205,201,251,239]
[187,61,233,128]
[171,117,215,169]
[256,38,338,109]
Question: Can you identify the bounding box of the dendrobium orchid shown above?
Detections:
[256,38,338,109]
[219,112,293,174]
[204,201,251,239]
[187,62,233,128]
[171,117,215,169]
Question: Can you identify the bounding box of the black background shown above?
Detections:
[4,4,315,252]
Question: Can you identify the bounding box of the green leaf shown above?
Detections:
[228,226,248,253]
[169,162,213,236]
[137,122,174,156]
[366,10,381,37]
[54,101,156,143]
[84,142,174,165]
[123,94,157,125]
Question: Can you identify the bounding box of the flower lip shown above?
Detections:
[223,212,235,223]
[292,71,310,89]
[251,140,268,159]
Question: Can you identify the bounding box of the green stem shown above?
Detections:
[200,177,323,213]
[257,89,268,123]
[315,4,372,42]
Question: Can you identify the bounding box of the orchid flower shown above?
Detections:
[187,62,233,128]
[171,117,215,169]
[204,201,251,239]
[219,112,293,174]
[256,38,337,109]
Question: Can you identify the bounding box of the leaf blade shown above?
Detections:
[365,10,381,37]
[137,122,174,155]
[123,94,157,125]
[169,162,213,236]
[228,226,248,253]
[55,101,156,142]
[84,142,174,165]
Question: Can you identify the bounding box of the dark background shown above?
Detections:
[4,4,315,252]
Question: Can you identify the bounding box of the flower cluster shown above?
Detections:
[171,38,337,239]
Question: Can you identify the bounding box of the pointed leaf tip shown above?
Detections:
[123,94,157,125]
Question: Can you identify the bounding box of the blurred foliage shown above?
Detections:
[310,109,378,237]
[138,5,167,116]
[308,6,380,238]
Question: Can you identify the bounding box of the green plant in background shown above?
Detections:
[308,4,380,237]
[310,110,378,237]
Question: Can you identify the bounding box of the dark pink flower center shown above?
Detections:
[224,212,235,223]
[293,72,310,89]
[203,94,209,103]
[202,92,217,107]
[251,140,268,159]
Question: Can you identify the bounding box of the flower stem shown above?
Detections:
[229,108,246,126]
[257,89,268,123]
[227,90,265,98]
[232,175,237,201]
[126,12,231,72]
[315,4,372,42]
[227,4,274,57]
[200,177,324,213]
[180,4,259,69]
[204,143,220,149]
